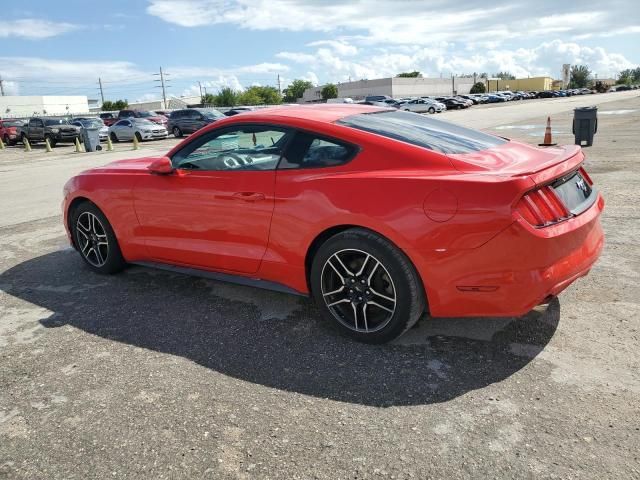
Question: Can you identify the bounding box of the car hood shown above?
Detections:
[448,141,583,177]
[147,116,167,123]
[84,157,161,174]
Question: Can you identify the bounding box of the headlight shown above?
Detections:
[50,128,59,133]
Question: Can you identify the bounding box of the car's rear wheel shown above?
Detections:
[110,132,119,143]
[173,126,183,138]
[71,202,126,274]
[310,228,425,344]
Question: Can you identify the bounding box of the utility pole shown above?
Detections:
[154,67,169,109]
[98,77,105,104]
[198,81,203,99]
[277,74,281,95]
[0,75,5,96]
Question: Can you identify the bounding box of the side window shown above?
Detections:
[187,110,201,119]
[171,125,292,171]
[280,132,357,169]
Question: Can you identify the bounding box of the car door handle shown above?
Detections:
[232,192,265,202]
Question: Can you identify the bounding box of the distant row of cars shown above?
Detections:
[359,87,598,114]
[0,106,254,148]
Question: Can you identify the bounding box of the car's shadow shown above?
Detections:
[1,250,559,407]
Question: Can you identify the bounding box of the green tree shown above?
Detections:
[214,87,238,107]
[237,89,262,106]
[102,99,128,111]
[320,83,338,100]
[201,93,216,105]
[283,79,314,102]
[470,82,486,94]
[616,68,640,85]
[569,65,591,88]
[396,71,422,78]
[249,85,282,104]
[494,71,516,80]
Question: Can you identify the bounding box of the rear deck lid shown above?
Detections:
[448,141,582,178]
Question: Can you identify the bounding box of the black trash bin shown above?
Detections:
[573,106,598,147]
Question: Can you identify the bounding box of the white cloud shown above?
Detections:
[146,0,640,47]
[0,19,79,39]
[306,40,358,56]
[277,39,636,83]
[182,75,246,96]
[0,57,147,83]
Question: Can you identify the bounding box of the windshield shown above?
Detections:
[200,109,225,119]
[135,119,156,126]
[137,111,156,118]
[3,121,23,127]
[81,119,105,127]
[336,110,507,154]
[44,119,69,126]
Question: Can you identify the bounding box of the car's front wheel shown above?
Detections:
[173,126,183,138]
[71,202,126,274]
[428,107,435,114]
[110,132,119,143]
[310,228,426,343]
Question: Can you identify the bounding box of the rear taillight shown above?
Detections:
[515,185,570,227]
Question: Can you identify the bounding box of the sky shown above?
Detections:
[1,0,638,102]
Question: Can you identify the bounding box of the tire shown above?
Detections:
[173,126,183,138]
[110,132,119,143]
[135,132,142,143]
[428,107,435,114]
[71,202,126,275]
[45,134,57,148]
[310,228,426,344]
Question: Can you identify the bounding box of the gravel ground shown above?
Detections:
[0,93,638,479]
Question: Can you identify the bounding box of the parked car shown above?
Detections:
[62,104,604,344]
[19,117,81,147]
[453,96,474,107]
[224,106,255,117]
[364,95,392,103]
[108,118,168,142]
[537,91,555,98]
[485,94,507,103]
[0,119,24,146]
[399,98,445,113]
[435,97,469,109]
[99,112,118,127]
[458,95,481,105]
[71,118,109,141]
[118,110,168,128]
[168,108,226,137]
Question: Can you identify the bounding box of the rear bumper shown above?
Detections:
[411,193,605,317]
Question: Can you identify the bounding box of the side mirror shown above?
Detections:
[148,156,174,175]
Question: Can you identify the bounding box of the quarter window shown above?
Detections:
[280,132,356,169]
[171,125,292,171]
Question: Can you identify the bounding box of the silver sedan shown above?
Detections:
[108,118,168,142]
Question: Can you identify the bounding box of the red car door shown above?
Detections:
[133,124,292,274]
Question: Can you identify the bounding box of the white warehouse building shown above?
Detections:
[0,96,90,118]
[302,77,477,103]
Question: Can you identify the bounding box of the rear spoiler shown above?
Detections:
[522,145,584,186]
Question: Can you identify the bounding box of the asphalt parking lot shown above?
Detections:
[1,92,639,479]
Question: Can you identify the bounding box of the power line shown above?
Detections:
[98,78,105,104]
[153,67,170,109]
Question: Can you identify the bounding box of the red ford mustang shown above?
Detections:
[62,105,604,343]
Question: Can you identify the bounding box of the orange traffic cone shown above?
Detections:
[539,116,557,146]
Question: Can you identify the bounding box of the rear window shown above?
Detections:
[336,110,506,154]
